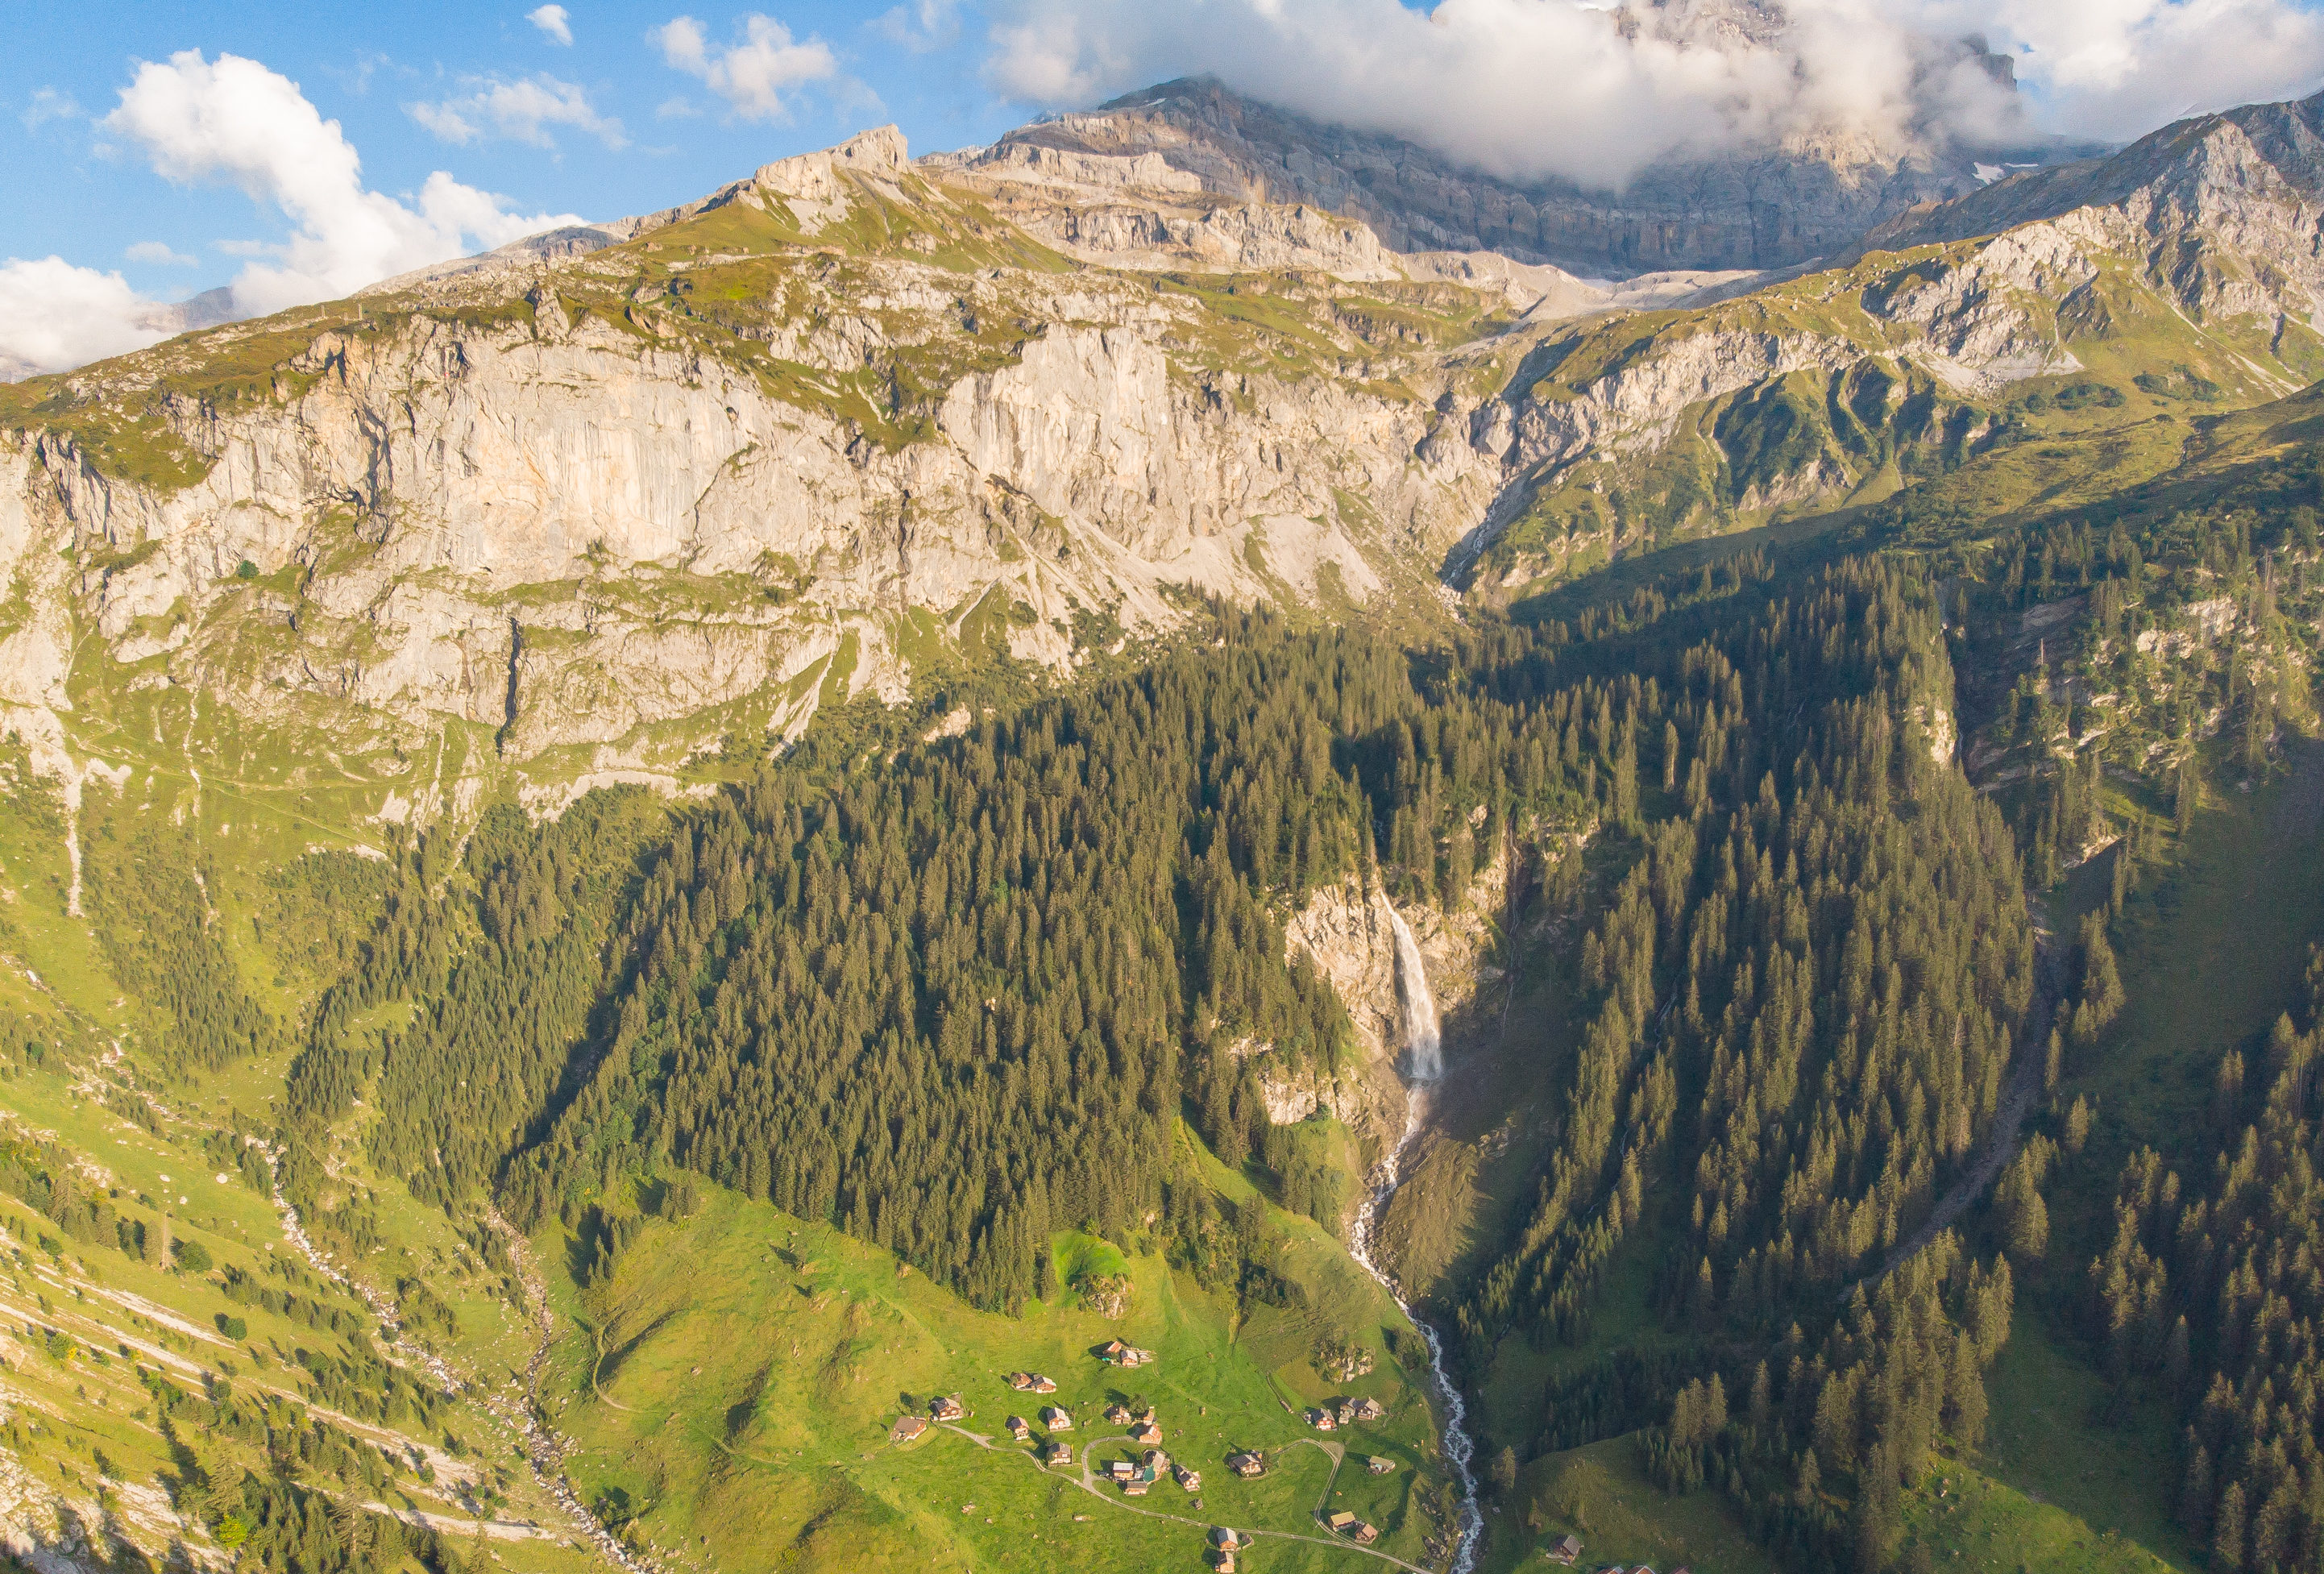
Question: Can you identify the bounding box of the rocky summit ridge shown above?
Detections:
[4,81,2324,822]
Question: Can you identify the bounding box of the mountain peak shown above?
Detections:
[1005,73,2070,276]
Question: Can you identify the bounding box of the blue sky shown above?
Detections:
[3,2,1018,309]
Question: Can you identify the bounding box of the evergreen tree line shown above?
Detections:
[1459,560,2035,1359]
[305,588,1799,1309]
[1636,1235,2015,1572]
[2088,951,2324,1573]
[79,789,286,1072]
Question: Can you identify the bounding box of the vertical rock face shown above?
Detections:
[1265,862,1507,1132]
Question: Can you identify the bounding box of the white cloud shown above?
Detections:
[125,241,199,266]
[20,87,81,131]
[0,258,170,378]
[873,0,960,53]
[102,50,582,316]
[657,94,703,118]
[981,0,2324,190]
[529,4,575,45]
[409,74,628,149]
[655,13,840,123]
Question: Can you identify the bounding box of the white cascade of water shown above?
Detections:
[1347,907,1481,1573]
[1389,909,1442,1082]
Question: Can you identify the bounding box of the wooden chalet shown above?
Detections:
[1005,1416,1031,1441]
[1174,1464,1201,1491]
[1103,1402,1134,1426]
[1142,1447,1172,1471]
[931,1394,966,1422]
[1043,1441,1073,1467]
[1097,1339,1154,1367]
[1365,1456,1395,1474]
[1006,1372,1033,1390]
[888,1415,928,1443]
[1351,1522,1379,1545]
[1109,1460,1136,1482]
[1040,1406,1073,1430]
[1131,1421,1164,1447]
[1350,1397,1385,1422]
[1210,1556,1235,1574]
[1209,1526,1244,1549]
[1303,1406,1337,1431]
[1226,1451,1265,1477]
[1543,1535,1582,1565]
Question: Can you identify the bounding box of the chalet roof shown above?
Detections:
[888,1416,928,1443]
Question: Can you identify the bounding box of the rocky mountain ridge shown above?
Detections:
[998,73,2078,277]
[6,83,2324,822]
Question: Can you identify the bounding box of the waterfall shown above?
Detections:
[1345,905,1480,1574]
[1389,909,1442,1082]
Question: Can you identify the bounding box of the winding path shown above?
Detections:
[922,1425,1431,1573]
[1862,903,2065,1292]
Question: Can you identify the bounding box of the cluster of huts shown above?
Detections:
[1302,1395,1387,1431]
[1102,1446,1190,1496]
[899,1342,1454,1559]
[999,1365,1194,1495]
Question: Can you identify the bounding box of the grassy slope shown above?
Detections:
[0,751,601,1572]
[1494,1433,1778,1574]
[543,1130,1456,1573]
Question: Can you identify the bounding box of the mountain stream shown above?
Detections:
[1347,911,1481,1572]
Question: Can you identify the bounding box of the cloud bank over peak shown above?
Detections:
[1,50,581,380]
[984,0,2324,191]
